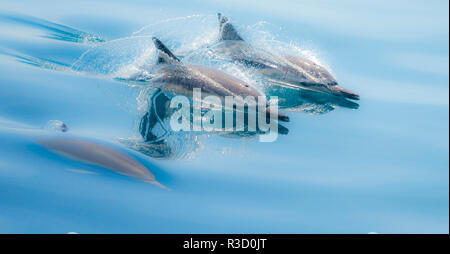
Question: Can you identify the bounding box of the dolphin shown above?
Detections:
[150,37,289,120]
[38,136,166,188]
[134,37,289,142]
[211,13,359,101]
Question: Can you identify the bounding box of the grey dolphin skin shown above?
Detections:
[214,13,359,101]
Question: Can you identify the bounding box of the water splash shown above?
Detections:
[71,36,156,76]
[43,120,69,133]
[133,14,219,55]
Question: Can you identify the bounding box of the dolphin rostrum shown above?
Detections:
[212,13,359,101]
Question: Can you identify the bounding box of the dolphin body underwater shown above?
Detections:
[208,14,359,107]
[137,37,289,142]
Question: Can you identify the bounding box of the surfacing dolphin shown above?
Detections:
[211,13,359,101]
[136,37,289,142]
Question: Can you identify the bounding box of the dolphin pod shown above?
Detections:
[2,13,359,149]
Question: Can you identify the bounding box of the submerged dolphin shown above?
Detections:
[38,136,166,188]
[211,13,359,101]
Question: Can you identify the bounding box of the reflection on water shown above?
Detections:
[133,87,289,159]
[267,85,359,113]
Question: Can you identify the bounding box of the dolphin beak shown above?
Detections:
[334,86,360,100]
[340,89,360,100]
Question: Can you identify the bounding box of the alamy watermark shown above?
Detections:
[168,88,280,142]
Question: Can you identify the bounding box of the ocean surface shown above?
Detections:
[0,0,448,233]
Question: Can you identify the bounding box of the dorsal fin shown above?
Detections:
[217,13,244,41]
[152,37,181,65]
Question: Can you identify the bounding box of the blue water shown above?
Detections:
[0,0,448,233]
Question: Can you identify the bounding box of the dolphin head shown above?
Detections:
[283,56,359,100]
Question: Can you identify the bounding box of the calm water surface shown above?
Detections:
[0,0,448,233]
